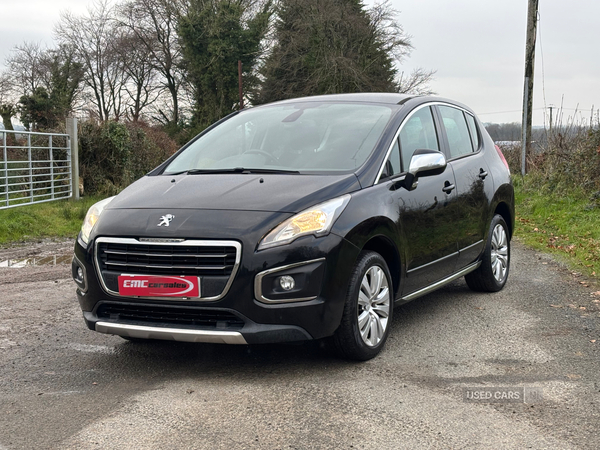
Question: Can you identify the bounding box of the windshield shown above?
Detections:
[164,102,393,174]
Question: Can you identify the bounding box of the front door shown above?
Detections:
[380,105,460,296]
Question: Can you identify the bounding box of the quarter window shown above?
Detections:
[380,139,401,180]
[438,105,474,158]
[398,106,439,171]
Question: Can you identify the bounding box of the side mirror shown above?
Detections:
[404,149,447,191]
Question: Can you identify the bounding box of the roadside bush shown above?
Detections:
[532,126,600,193]
[79,121,178,196]
[499,124,600,198]
[498,142,521,175]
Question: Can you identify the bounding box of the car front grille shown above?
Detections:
[97,303,245,329]
[97,242,237,276]
[95,238,241,300]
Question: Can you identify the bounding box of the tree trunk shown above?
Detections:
[0,103,15,132]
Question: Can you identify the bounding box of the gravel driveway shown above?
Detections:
[0,239,599,449]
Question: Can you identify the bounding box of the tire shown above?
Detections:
[332,251,393,361]
[465,214,510,292]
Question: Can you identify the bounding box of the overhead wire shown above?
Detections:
[477,108,545,116]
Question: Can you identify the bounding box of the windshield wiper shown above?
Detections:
[185,167,300,175]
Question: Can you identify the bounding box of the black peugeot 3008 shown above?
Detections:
[72,93,514,360]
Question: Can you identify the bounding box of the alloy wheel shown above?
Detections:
[357,265,390,347]
[491,223,509,282]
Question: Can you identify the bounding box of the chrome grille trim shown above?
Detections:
[103,261,228,271]
[94,237,242,302]
[103,249,229,258]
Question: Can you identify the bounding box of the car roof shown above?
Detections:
[266,92,415,106]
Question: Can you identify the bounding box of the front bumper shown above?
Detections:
[83,305,313,344]
[74,229,360,343]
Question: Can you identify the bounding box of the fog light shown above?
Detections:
[76,267,84,282]
[279,275,295,291]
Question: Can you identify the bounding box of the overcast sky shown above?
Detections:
[1,0,598,126]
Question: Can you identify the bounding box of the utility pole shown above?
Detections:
[238,60,244,110]
[548,105,554,132]
[521,0,539,176]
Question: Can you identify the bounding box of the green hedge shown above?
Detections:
[79,121,179,196]
[500,125,600,195]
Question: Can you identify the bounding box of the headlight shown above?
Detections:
[258,195,351,250]
[80,196,115,244]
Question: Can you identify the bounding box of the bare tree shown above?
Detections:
[368,1,435,94]
[55,0,129,121]
[4,42,48,97]
[118,0,184,124]
[105,44,129,122]
[2,42,85,131]
[113,30,162,121]
[368,2,412,65]
[45,44,86,119]
[397,68,436,95]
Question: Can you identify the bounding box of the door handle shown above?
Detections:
[442,181,455,193]
[478,168,488,179]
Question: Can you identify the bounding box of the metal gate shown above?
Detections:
[1,129,72,209]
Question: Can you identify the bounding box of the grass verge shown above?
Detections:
[514,175,600,280]
[1,176,599,285]
[0,197,101,245]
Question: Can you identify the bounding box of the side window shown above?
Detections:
[381,139,401,180]
[399,106,439,171]
[465,113,480,151]
[438,105,474,158]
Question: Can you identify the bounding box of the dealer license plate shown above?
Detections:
[118,275,201,298]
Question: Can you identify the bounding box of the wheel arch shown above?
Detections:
[489,182,515,239]
[362,235,401,300]
[494,201,513,238]
[340,216,403,301]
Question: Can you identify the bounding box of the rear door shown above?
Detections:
[434,105,494,270]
